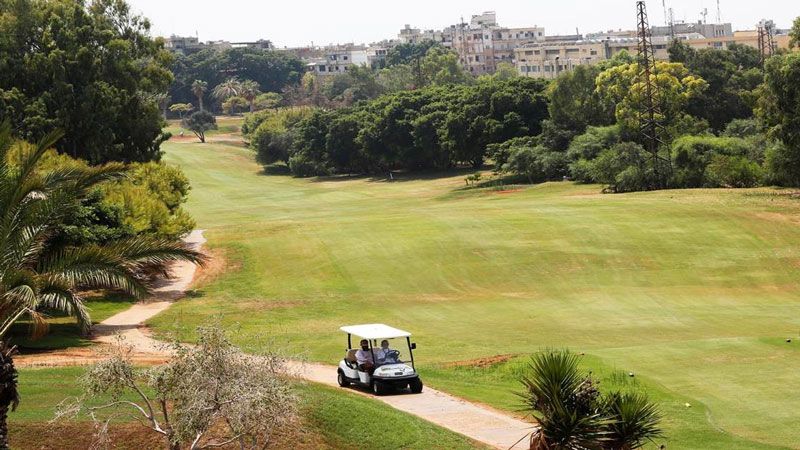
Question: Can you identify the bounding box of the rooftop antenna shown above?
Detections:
[636,0,670,189]
[662,0,668,26]
[701,8,708,24]
[716,0,722,23]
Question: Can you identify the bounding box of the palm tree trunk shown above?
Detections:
[0,345,18,450]
[0,405,8,450]
[198,96,204,112]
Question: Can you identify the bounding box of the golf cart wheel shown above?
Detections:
[372,381,386,396]
[409,378,423,394]
[337,370,349,387]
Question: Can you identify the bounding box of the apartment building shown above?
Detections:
[398,12,545,75]
[306,46,370,76]
[515,36,671,79]
[164,35,273,54]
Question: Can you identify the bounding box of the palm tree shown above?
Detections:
[191,80,208,112]
[239,79,261,112]
[519,350,663,450]
[212,78,242,104]
[0,121,204,447]
[520,350,610,449]
[603,392,663,450]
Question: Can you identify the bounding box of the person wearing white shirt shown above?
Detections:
[355,339,375,372]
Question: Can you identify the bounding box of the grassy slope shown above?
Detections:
[11,367,480,449]
[9,295,135,350]
[152,140,800,449]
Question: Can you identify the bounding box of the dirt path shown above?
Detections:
[17,229,534,448]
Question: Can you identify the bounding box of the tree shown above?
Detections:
[671,45,763,131]
[212,78,242,104]
[182,111,217,143]
[790,16,800,49]
[519,350,663,450]
[222,96,248,115]
[595,61,707,139]
[0,0,174,164]
[170,48,303,109]
[59,326,296,450]
[549,65,613,134]
[191,80,208,112]
[0,122,204,447]
[758,53,800,186]
[254,92,282,110]
[386,41,440,67]
[421,47,472,86]
[239,79,261,112]
[169,103,194,119]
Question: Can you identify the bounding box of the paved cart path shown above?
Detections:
[18,229,533,449]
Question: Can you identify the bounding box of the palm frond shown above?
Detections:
[602,391,663,449]
[38,275,90,332]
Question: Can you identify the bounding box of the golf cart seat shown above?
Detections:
[345,349,358,369]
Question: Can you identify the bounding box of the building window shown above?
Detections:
[525,51,533,55]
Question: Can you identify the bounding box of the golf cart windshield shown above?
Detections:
[377,339,403,365]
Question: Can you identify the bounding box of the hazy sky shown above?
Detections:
[125,1,799,48]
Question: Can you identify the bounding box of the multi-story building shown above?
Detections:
[516,18,794,80]
[398,12,545,75]
[515,36,671,79]
[306,45,370,76]
[164,35,273,54]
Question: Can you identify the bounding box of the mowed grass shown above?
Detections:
[154,140,800,448]
[11,367,480,449]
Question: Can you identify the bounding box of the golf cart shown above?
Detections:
[337,324,423,395]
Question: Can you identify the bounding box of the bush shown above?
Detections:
[245,107,315,166]
[503,145,568,184]
[764,142,800,186]
[706,154,762,187]
[723,118,760,138]
[671,135,751,188]
[590,142,647,190]
[569,158,596,184]
[487,136,538,170]
[567,125,621,161]
[287,153,331,177]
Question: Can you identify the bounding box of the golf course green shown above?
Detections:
[154,138,800,449]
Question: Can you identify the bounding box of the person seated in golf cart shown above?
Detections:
[377,339,401,365]
[355,339,375,372]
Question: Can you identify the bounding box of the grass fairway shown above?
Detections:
[154,140,800,449]
[11,367,480,449]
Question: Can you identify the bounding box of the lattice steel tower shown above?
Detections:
[636,1,669,189]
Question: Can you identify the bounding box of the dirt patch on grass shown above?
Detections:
[13,417,331,450]
[15,346,167,368]
[445,354,518,369]
[11,422,164,450]
[192,247,240,287]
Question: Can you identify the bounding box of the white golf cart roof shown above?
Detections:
[340,324,411,339]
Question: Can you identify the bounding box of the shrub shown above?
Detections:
[288,153,331,177]
[567,125,621,161]
[764,142,800,186]
[722,118,760,138]
[503,145,568,184]
[569,158,596,184]
[487,136,538,170]
[590,142,648,191]
[670,135,751,188]
[706,154,762,187]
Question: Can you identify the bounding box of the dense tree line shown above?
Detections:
[245,78,549,176]
[169,47,305,111]
[0,0,174,164]
[491,21,800,193]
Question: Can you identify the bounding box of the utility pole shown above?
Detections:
[716,0,722,23]
[636,1,669,189]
